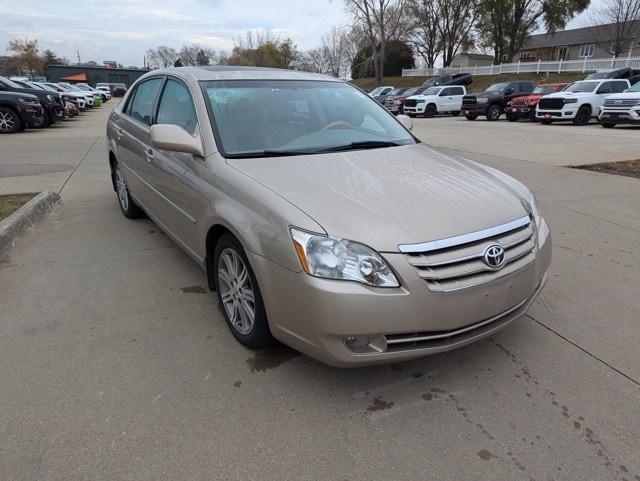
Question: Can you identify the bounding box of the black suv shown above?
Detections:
[462,80,535,121]
[423,73,472,88]
[0,91,43,133]
[0,76,65,127]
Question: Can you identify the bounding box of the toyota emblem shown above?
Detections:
[483,244,506,269]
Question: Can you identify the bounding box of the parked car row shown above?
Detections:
[371,68,640,129]
[0,76,110,134]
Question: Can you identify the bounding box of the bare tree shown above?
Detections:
[437,0,478,66]
[178,44,216,66]
[146,46,179,68]
[591,0,640,57]
[7,38,43,78]
[344,0,407,85]
[406,0,442,68]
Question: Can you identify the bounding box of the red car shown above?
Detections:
[383,86,430,114]
[65,100,79,117]
[505,83,570,121]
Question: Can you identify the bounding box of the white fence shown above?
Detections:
[402,56,640,77]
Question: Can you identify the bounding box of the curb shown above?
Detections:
[0,191,62,252]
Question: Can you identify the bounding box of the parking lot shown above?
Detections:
[1,107,639,480]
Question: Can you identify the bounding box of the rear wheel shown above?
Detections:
[425,104,437,118]
[486,104,502,121]
[0,107,21,134]
[573,106,591,126]
[214,234,274,349]
[113,161,145,218]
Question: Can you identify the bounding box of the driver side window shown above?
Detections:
[156,78,198,134]
[597,82,613,94]
[126,78,162,126]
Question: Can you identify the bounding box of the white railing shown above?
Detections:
[402,56,640,77]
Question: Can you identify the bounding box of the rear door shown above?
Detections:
[144,77,205,258]
[115,77,164,208]
[445,86,465,110]
[595,81,614,112]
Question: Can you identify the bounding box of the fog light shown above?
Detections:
[344,335,386,354]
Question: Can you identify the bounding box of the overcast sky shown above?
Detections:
[0,0,602,67]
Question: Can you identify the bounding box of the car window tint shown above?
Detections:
[597,82,613,94]
[127,78,162,126]
[611,82,627,93]
[156,78,198,134]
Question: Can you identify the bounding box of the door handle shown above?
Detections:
[144,149,154,162]
[114,127,123,137]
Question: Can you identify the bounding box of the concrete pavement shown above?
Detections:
[1,107,639,481]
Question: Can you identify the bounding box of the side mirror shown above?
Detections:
[397,114,413,131]
[150,124,203,157]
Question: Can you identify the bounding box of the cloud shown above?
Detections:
[0,0,347,66]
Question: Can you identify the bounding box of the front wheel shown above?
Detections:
[600,123,616,129]
[214,234,274,349]
[506,113,519,122]
[573,106,591,126]
[486,104,502,121]
[425,104,437,118]
[0,107,21,134]
[452,111,460,116]
[465,114,478,121]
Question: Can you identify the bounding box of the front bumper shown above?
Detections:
[403,104,426,115]
[385,104,403,114]
[17,103,44,127]
[251,223,552,367]
[505,106,534,118]
[463,104,488,116]
[599,108,640,125]
[536,106,577,120]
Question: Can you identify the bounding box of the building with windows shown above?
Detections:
[450,53,494,68]
[517,21,640,62]
[47,65,149,88]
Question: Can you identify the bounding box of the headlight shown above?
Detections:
[563,98,578,104]
[477,97,489,103]
[18,97,35,103]
[290,228,400,288]
[416,99,426,104]
[524,194,542,226]
[46,94,55,102]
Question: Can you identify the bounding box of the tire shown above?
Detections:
[506,113,519,122]
[465,114,478,121]
[572,106,591,126]
[486,104,502,121]
[41,110,52,128]
[214,234,274,349]
[541,119,553,125]
[600,123,616,129]
[452,111,460,116]
[0,107,21,134]
[425,104,437,118]
[529,109,538,122]
[113,161,145,218]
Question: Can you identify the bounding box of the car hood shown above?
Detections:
[604,92,640,100]
[543,91,590,99]
[407,94,438,101]
[228,144,529,252]
[467,91,497,97]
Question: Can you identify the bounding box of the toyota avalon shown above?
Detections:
[106,66,551,367]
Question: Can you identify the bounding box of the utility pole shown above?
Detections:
[76,50,81,66]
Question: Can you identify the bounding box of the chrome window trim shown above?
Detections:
[398,215,531,254]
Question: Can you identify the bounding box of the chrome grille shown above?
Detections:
[603,98,639,108]
[511,98,532,107]
[401,216,536,292]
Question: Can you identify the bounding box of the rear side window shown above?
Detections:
[126,78,162,126]
[156,78,198,134]
[450,87,464,95]
[611,82,627,93]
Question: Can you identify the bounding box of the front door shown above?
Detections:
[143,77,206,259]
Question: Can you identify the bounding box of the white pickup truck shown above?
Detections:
[403,85,466,117]
[598,81,640,128]
[536,79,630,125]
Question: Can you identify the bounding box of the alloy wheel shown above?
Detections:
[217,248,256,335]
[115,165,129,211]
[0,111,16,132]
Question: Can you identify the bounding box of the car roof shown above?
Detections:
[143,66,341,82]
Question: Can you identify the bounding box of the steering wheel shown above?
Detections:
[323,120,352,130]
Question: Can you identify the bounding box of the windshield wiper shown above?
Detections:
[314,140,404,153]
[226,141,405,159]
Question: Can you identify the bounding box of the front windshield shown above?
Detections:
[402,88,419,96]
[628,81,640,92]
[45,83,64,92]
[487,82,509,93]
[388,88,406,96]
[532,86,556,94]
[28,82,44,90]
[564,81,598,93]
[202,80,415,157]
[1,76,24,89]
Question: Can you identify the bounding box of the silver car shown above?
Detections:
[107,66,551,367]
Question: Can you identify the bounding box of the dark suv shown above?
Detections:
[462,80,535,121]
[0,76,65,127]
[0,91,44,133]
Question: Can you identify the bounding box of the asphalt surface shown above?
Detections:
[1,106,639,481]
